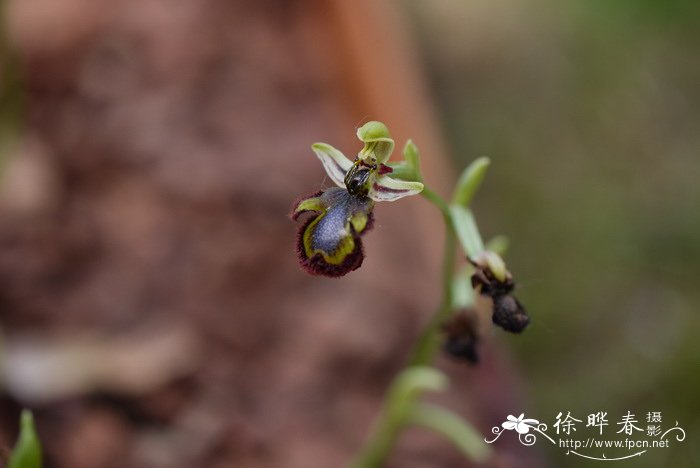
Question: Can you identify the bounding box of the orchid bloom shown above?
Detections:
[291,122,424,277]
[502,414,540,434]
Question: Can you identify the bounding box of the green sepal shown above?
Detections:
[357,121,395,164]
[402,140,422,176]
[387,162,421,182]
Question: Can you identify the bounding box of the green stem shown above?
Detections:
[348,409,401,468]
[409,187,456,366]
[349,187,459,468]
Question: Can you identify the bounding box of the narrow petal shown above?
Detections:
[369,174,424,202]
[294,188,375,277]
[311,143,354,188]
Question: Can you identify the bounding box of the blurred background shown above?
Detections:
[405,1,700,466]
[0,0,698,467]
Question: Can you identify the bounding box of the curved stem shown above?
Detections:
[348,407,402,468]
[419,186,451,219]
[409,187,456,365]
[349,187,459,468]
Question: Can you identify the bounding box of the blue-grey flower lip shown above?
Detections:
[292,187,374,277]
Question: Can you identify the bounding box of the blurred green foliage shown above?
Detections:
[406,0,700,465]
[8,410,42,468]
[0,0,24,175]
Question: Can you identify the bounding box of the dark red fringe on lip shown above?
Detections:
[294,211,374,278]
[289,190,324,221]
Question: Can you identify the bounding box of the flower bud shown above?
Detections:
[442,311,480,364]
[492,294,530,333]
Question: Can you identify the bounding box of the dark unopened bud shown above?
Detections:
[444,334,479,364]
[492,294,530,333]
[442,312,480,364]
[469,257,530,334]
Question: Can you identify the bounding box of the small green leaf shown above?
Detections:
[452,157,490,206]
[381,367,449,441]
[389,367,448,413]
[349,368,449,468]
[449,204,484,258]
[8,410,42,468]
[409,403,492,463]
[356,121,395,164]
[485,235,510,256]
[402,140,421,176]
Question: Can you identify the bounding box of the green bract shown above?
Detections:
[449,204,484,259]
[402,139,422,176]
[452,156,490,207]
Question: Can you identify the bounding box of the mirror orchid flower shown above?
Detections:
[291,122,424,277]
